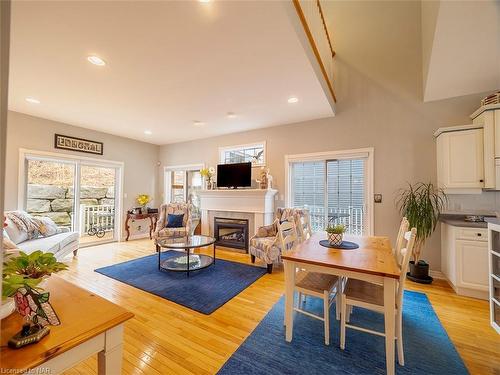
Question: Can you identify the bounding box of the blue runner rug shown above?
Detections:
[95,251,267,314]
[218,291,468,374]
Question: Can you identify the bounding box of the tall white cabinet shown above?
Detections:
[486,220,500,334]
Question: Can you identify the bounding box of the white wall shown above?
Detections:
[158,1,491,271]
[5,111,160,238]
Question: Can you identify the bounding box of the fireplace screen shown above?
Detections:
[214,217,249,251]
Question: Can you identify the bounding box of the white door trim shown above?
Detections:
[284,147,374,236]
[18,148,124,242]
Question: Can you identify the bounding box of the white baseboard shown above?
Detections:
[429,270,445,280]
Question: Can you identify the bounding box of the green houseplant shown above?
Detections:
[326,224,346,246]
[3,250,68,298]
[396,182,447,283]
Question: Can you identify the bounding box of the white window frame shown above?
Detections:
[18,148,125,244]
[163,163,204,204]
[284,147,374,236]
[218,141,266,166]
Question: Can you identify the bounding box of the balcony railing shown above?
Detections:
[79,204,115,235]
[307,206,365,236]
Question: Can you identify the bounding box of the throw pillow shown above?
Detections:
[166,214,184,228]
[37,216,60,237]
[3,217,28,244]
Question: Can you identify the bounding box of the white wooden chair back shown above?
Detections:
[396,227,417,308]
[394,217,409,266]
[278,219,299,252]
[298,210,312,242]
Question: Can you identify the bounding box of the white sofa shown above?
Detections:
[4,213,79,261]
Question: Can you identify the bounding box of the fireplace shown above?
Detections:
[214,217,249,252]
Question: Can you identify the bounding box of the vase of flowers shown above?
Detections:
[326,224,346,246]
[200,167,216,190]
[136,194,152,214]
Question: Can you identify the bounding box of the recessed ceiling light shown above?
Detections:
[144,130,152,135]
[193,121,206,127]
[287,96,299,104]
[198,0,210,3]
[25,97,40,104]
[226,112,237,119]
[87,55,106,66]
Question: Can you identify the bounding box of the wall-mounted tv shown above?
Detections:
[217,162,252,189]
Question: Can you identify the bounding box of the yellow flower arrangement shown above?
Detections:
[136,194,152,207]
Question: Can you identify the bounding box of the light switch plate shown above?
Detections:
[374,194,382,203]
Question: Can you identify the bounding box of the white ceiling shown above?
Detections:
[422,0,500,102]
[8,1,333,145]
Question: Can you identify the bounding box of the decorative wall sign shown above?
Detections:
[54,134,103,155]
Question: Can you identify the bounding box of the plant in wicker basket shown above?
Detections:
[326,224,346,246]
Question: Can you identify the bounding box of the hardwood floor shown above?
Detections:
[59,238,499,375]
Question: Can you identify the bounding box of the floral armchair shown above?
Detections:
[249,207,311,273]
[153,202,192,251]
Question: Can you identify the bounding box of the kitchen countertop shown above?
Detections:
[439,214,489,229]
[485,217,500,226]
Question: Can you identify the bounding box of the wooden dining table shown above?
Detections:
[282,232,400,375]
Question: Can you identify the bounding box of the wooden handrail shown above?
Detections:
[316,0,335,58]
[292,0,337,103]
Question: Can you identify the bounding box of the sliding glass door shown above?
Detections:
[289,152,371,235]
[23,152,122,245]
[78,164,117,245]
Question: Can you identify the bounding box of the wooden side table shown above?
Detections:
[1,276,134,374]
[125,212,158,241]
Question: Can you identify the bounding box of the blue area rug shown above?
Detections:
[218,291,468,374]
[95,251,267,314]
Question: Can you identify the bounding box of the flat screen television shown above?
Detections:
[217,162,252,188]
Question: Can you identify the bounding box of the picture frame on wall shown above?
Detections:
[54,134,103,155]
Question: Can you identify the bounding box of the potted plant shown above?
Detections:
[136,194,152,214]
[326,224,346,246]
[2,251,68,322]
[396,182,447,284]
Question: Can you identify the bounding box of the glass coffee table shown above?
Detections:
[157,235,216,277]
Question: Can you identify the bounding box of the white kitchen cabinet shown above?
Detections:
[456,240,489,289]
[441,223,489,300]
[436,127,484,192]
[472,109,498,189]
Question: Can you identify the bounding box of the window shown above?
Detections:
[219,142,266,165]
[287,149,373,235]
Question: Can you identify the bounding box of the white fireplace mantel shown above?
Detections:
[197,189,278,237]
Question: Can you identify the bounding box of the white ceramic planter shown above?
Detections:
[327,232,343,246]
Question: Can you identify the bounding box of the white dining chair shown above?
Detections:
[279,220,340,345]
[339,227,417,366]
[394,217,409,262]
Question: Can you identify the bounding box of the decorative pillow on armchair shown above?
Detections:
[166,214,184,228]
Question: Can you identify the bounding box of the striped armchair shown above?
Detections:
[154,202,192,251]
[249,207,311,273]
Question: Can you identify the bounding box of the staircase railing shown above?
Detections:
[292,0,336,103]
